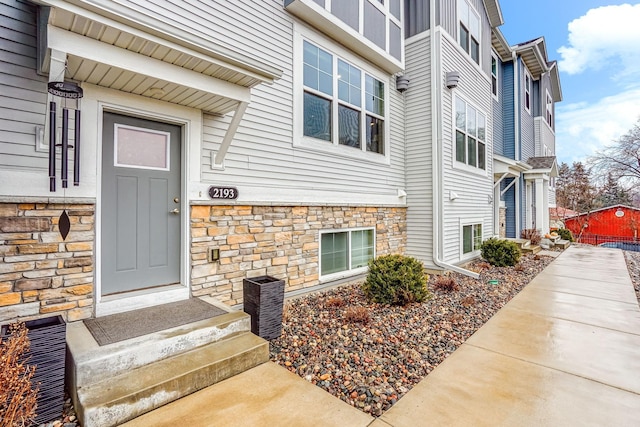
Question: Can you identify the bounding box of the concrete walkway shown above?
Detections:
[123,246,640,426]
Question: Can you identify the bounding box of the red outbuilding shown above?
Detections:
[565,205,640,245]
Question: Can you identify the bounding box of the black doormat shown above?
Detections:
[84,298,226,346]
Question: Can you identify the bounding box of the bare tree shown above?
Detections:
[590,118,640,188]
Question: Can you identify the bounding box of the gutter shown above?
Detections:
[429,0,480,279]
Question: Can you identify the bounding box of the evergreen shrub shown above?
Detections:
[363,254,429,305]
[481,238,521,267]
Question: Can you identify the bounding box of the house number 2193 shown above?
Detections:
[208,186,238,200]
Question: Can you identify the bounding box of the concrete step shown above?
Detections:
[522,244,542,254]
[67,309,250,388]
[504,238,531,249]
[555,239,571,249]
[76,331,269,427]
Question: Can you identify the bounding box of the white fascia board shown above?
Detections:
[38,0,282,83]
[48,26,251,104]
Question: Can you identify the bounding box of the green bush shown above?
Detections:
[557,228,574,242]
[480,238,521,267]
[363,254,429,305]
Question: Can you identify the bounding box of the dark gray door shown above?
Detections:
[101,112,181,295]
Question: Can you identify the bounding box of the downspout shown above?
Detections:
[512,51,521,234]
[430,0,480,279]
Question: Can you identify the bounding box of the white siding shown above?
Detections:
[404,34,433,264]
[439,32,493,264]
[200,3,406,202]
[0,0,48,170]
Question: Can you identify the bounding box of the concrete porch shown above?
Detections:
[66,297,268,427]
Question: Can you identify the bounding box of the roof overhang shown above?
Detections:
[35,0,283,114]
[524,162,559,179]
[548,61,563,102]
[491,28,512,61]
[483,0,504,28]
[513,37,548,79]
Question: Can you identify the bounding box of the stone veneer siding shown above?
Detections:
[190,205,406,305]
[0,202,95,324]
[499,206,507,238]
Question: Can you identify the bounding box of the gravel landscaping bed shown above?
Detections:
[269,252,556,417]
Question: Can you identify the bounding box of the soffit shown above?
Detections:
[40,4,282,114]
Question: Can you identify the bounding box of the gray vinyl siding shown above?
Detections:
[0,0,48,170]
[404,35,433,264]
[439,33,493,264]
[201,2,405,197]
[519,60,535,162]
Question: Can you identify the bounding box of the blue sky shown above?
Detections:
[499,1,640,166]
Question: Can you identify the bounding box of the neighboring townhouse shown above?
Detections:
[491,31,562,239]
[0,0,408,323]
[403,0,503,275]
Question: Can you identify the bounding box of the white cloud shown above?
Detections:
[555,88,640,164]
[558,4,640,77]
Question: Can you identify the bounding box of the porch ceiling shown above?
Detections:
[41,4,282,114]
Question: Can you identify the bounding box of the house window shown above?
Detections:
[458,0,480,64]
[303,40,386,155]
[524,71,531,113]
[546,91,553,126]
[320,228,375,277]
[462,223,482,254]
[491,52,498,98]
[455,96,486,170]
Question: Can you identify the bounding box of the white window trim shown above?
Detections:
[293,23,391,165]
[460,218,483,260]
[545,89,553,127]
[491,51,499,100]
[457,0,482,66]
[452,94,488,176]
[524,69,532,114]
[319,227,376,282]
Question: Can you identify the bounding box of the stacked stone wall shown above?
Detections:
[190,205,406,305]
[0,202,94,323]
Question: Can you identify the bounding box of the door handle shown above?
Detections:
[170,208,180,214]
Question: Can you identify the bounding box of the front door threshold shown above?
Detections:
[97,284,188,317]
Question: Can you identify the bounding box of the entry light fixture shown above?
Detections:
[445,71,461,89]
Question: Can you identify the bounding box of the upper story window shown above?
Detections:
[458,0,480,64]
[491,52,498,99]
[455,96,486,170]
[303,40,386,155]
[524,71,531,113]
[545,90,553,127]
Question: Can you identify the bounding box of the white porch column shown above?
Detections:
[535,178,545,233]
[542,177,550,234]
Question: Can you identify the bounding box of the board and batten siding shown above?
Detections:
[403,34,434,264]
[492,65,503,157]
[501,60,515,159]
[439,32,493,264]
[201,2,405,199]
[0,0,48,170]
